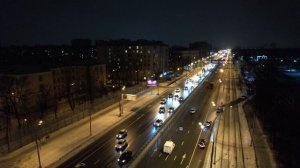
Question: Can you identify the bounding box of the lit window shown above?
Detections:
[136,46,139,49]
[125,50,128,53]
[129,46,131,49]
[148,50,150,54]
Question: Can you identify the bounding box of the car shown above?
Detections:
[184,86,188,90]
[115,139,128,152]
[204,121,212,128]
[216,106,223,113]
[175,88,180,93]
[168,107,174,113]
[116,129,128,139]
[239,95,248,100]
[160,98,167,105]
[174,95,179,99]
[159,106,165,113]
[74,163,87,168]
[153,119,163,127]
[190,108,196,114]
[168,93,173,98]
[179,97,184,103]
[198,139,206,149]
[117,151,132,165]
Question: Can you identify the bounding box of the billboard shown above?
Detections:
[122,94,137,101]
[147,80,157,86]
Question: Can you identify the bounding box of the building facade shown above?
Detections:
[96,39,169,86]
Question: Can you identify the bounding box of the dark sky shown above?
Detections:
[1,0,300,48]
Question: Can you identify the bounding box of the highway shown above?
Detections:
[59,63,217,168]
[133,56,245,168]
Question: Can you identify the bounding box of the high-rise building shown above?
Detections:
[96,39,169,86]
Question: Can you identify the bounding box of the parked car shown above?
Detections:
[116,129,128,139]
[168,93,173,98]
[117,151,132,165]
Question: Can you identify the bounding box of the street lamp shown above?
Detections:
[35,120,43,168]
[119,86,126,117]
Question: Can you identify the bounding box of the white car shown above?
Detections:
[154,119,163,127]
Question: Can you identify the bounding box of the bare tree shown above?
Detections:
[64,68,76,112]
[37,84,51,118]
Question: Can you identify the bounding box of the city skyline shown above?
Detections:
[1,0,300,48]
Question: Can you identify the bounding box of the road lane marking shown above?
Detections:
[165,155,169,161]
[174,156,177,161]
[187,130,190,134]
[180,154,186,165]
[159,153,162,157]
[128,114,144,127]
[192,122,194,125]
[94,159,100,165]
[151,149,157,157]
[181,141,184,146]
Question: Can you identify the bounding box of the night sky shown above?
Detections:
[1,0,300,48]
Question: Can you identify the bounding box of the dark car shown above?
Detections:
[168,93,173,98]
[198,139,206,149]
[174,95,179,99]
[179,97,184,103]
[160,98,167,105]
[159,106,165,113]
[74,163,87,168]
[116,129,128,139]
[117,151,132,165]
[184,86,188,90]
[168,107,175,113]
[239,95,248,100]
[115,139,128,152]
[216,106,223,113]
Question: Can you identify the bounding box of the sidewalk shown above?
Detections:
[243,99,277,168]
[0,78,180,168]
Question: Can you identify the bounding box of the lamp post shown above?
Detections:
[119,86,126,117]
[35,120,43,168]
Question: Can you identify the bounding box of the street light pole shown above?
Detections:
[119,86,125,117]
[35,120,43,168]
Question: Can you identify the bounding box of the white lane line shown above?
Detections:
[159,153,162,157]
[94,159,100,165]
[174,156,177,161]
[180,154,186,165]
[181,141,184,146]
[192,122,194,125]
[151,149,157,157]
[165,155,169,161]
[187,130,190,134]
[128,114,145,127]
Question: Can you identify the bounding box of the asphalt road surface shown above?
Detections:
[59,66,216,168]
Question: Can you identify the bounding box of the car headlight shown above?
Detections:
[117,159,120,161]
[122,160,125,163]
